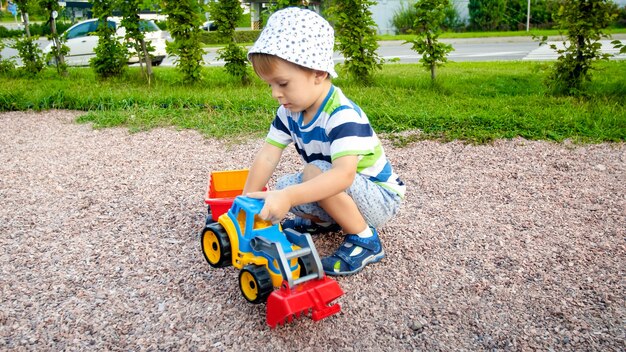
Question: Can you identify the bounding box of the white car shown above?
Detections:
[44,17,169,67]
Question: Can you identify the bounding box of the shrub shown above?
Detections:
[406,0,454,80]
[209,0,249,84]
[468,0,507,31]
[501,0,556,31]
[326,0,382,82]
[391,1,418,34]
[392,0,464,34]
[199,30,260,44]
[14,37,45,76]
[162,0,206,83]
[0,25,23,38]
[90,1,128,78]
[614,5,626,28]
[542,0,619,95]
[0,41,16,74]
[155,20,167,30]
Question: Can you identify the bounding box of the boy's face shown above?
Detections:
[256,59,328,116]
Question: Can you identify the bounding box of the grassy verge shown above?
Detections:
[0,61,624,143]
[379,28,626,42]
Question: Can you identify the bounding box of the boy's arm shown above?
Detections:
[248,155,358,223]
[242,142,284,195]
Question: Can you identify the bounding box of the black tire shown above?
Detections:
[205,206,214,226]
[239,264,273,304]
[298,255,314,278]
[200,223,231,268]
[152,59,163,66]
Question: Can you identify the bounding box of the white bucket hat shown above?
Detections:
[248,7,337,78]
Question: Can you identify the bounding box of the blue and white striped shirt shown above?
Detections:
[266,85,405,198]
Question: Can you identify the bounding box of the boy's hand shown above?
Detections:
[246,190,292,224]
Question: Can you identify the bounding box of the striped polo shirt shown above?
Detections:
[265,85,405,198]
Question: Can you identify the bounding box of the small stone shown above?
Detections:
[410,321,424,331]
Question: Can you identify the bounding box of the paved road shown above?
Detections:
[1,35,625,67]
[186,35,626,66]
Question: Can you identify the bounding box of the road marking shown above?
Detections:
[454,51,526,57]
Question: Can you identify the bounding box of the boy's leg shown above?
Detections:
[300,162,368,234]
[276,160,401,275]
[296,161,401,276]
[276,163,341,234]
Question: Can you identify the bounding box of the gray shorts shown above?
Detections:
[275,160,402,228]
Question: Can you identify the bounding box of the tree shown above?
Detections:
[540,0,619,94]
[406,0,453,81]
[13,0,45,76]
[90,0,128,78]
[209,0,249,84]
[468,0,506,31]
[39,0,68,76]
[161,0,205,83]
[326,0,381,82]
[14,0,32,37]
[119,0,155,84]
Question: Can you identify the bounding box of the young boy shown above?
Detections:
[243,7,405,276]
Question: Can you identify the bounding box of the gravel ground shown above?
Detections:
[1,110,624,351]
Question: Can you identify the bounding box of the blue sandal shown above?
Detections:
[321,228,385,276]
[282,217,341,235]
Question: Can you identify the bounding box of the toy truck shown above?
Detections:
[200,170,343,327]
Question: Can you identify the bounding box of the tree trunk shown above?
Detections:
[427,35,436,81]
[22,11,30,38]
[50,14,67,75]
[140,38,153,85]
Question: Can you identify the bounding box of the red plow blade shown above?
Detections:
[266,276,344,328]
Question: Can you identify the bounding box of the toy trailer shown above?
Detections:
[204,169,249,222]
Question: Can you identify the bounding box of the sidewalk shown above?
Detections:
[523,38,626,61]
[379,33,626,46]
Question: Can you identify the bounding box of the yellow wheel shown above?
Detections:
[239,265,273,304]
[200,224,231,268]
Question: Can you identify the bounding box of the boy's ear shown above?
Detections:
[314,70,329,83]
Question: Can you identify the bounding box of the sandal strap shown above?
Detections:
[333,249,358,271]
[344,234,380,252]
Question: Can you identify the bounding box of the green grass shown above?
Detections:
[1,61,624,143]
[379,28,626,42]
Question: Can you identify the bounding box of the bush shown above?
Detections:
[0,22,72,39]
[327,0,382,82]
[199,29,260,44]
[14,37,45,76]
[501,0,556,31]
[469,0,507,31]
[155,20,167,30]
[27,21,73,37]
[0,41,15,74]
[0,25,23,38]
[544,0,619,95]
[614,5,626,28]
[392,2,418,34]
[392,1,464,34]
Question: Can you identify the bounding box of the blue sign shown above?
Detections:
[8,2,18,17]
